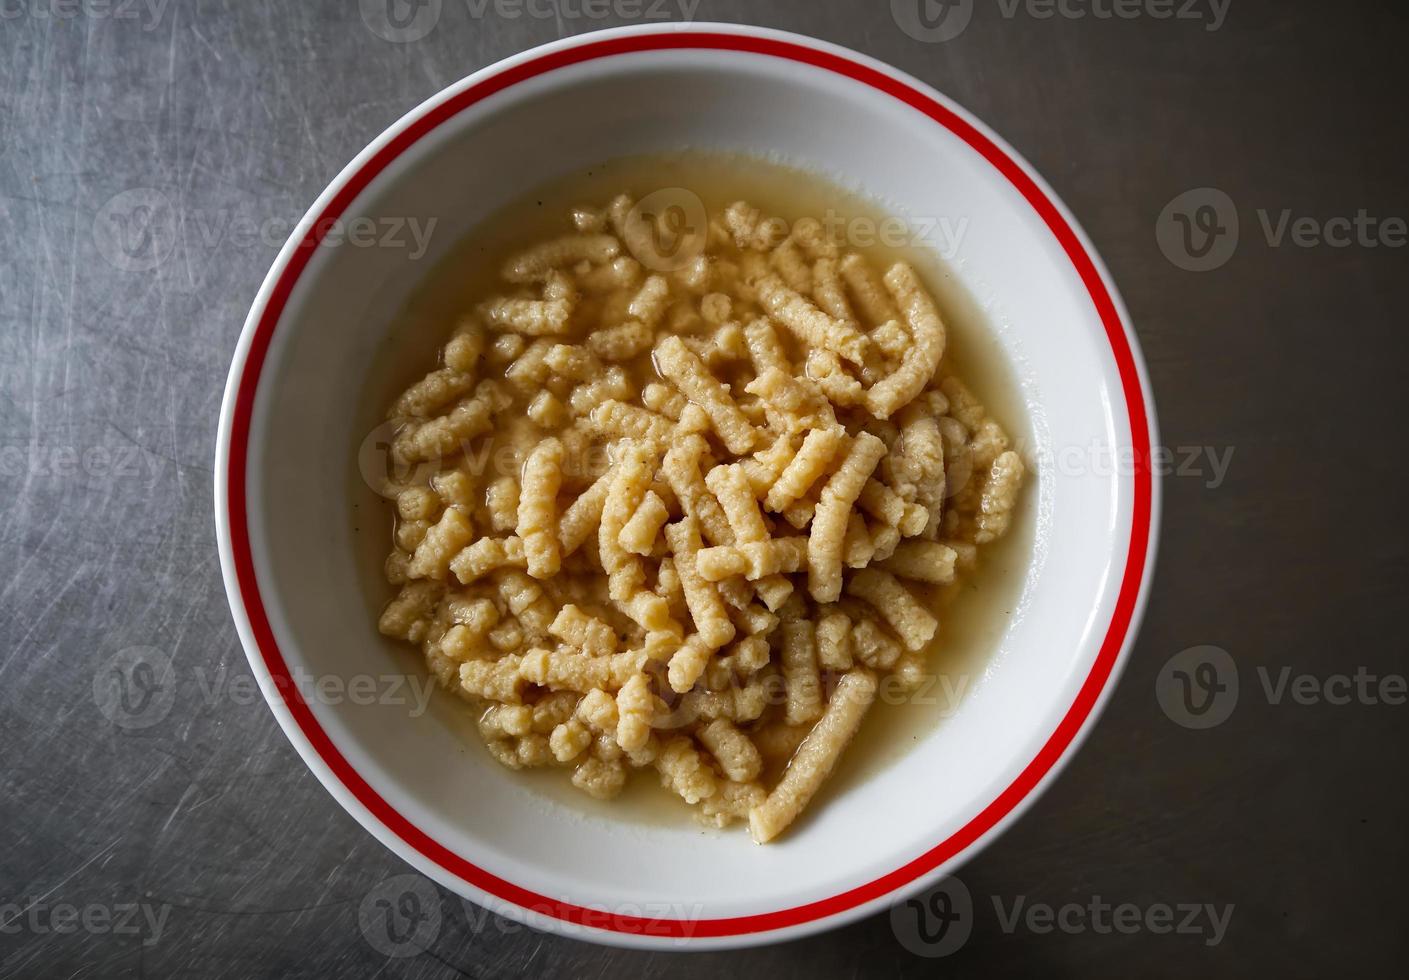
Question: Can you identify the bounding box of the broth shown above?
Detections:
[351,151,1036,831]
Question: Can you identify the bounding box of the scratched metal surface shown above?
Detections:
[2,0,1407,976]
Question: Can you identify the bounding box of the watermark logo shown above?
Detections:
[891,875,975,957]
[93,647,437,731]
[997,0,1230,30]
[93,188,178,273]
[456,896,708,943]
[0,898,170,947]
[196,663,438,718]
[622,188,709,273]
[0,443,157,482]
[92,187,438,272]
[465,0,704,22]
[894,0,1229,42]
[824,209,969,258]
[1156,187,1239,272]
[358,419,442,498]
[1159,189,1406,271]
[991,895,1233,946]
[712,202,971,258]
[1156,645,1238,729]
[891,879,1234,955]
[93,646,176,730]
[1257,666,1409,709]
[1029,439,1234,490]
[361,0,443,42]
[362,0,703,40]
[0,0,172,31]
[1159,646,1407,728]
[358,420,614,498]
[891,0,975,43]
[1257,208,1408,250]
[358,875,443,957]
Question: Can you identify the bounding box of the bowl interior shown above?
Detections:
[238,46,1134,927]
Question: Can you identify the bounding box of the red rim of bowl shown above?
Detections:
[221,28,1154,942]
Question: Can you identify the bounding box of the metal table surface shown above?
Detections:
[2,1,1406,976]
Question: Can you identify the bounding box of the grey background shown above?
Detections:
[2,0,1406,976]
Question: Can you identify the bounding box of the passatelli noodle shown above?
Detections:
[375,191,1026,843]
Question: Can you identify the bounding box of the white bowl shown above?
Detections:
[214,22,1159,950]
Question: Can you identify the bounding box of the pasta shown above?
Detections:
[518,438,564,578]
[749,669,877,844]
[374,189,1026,842]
